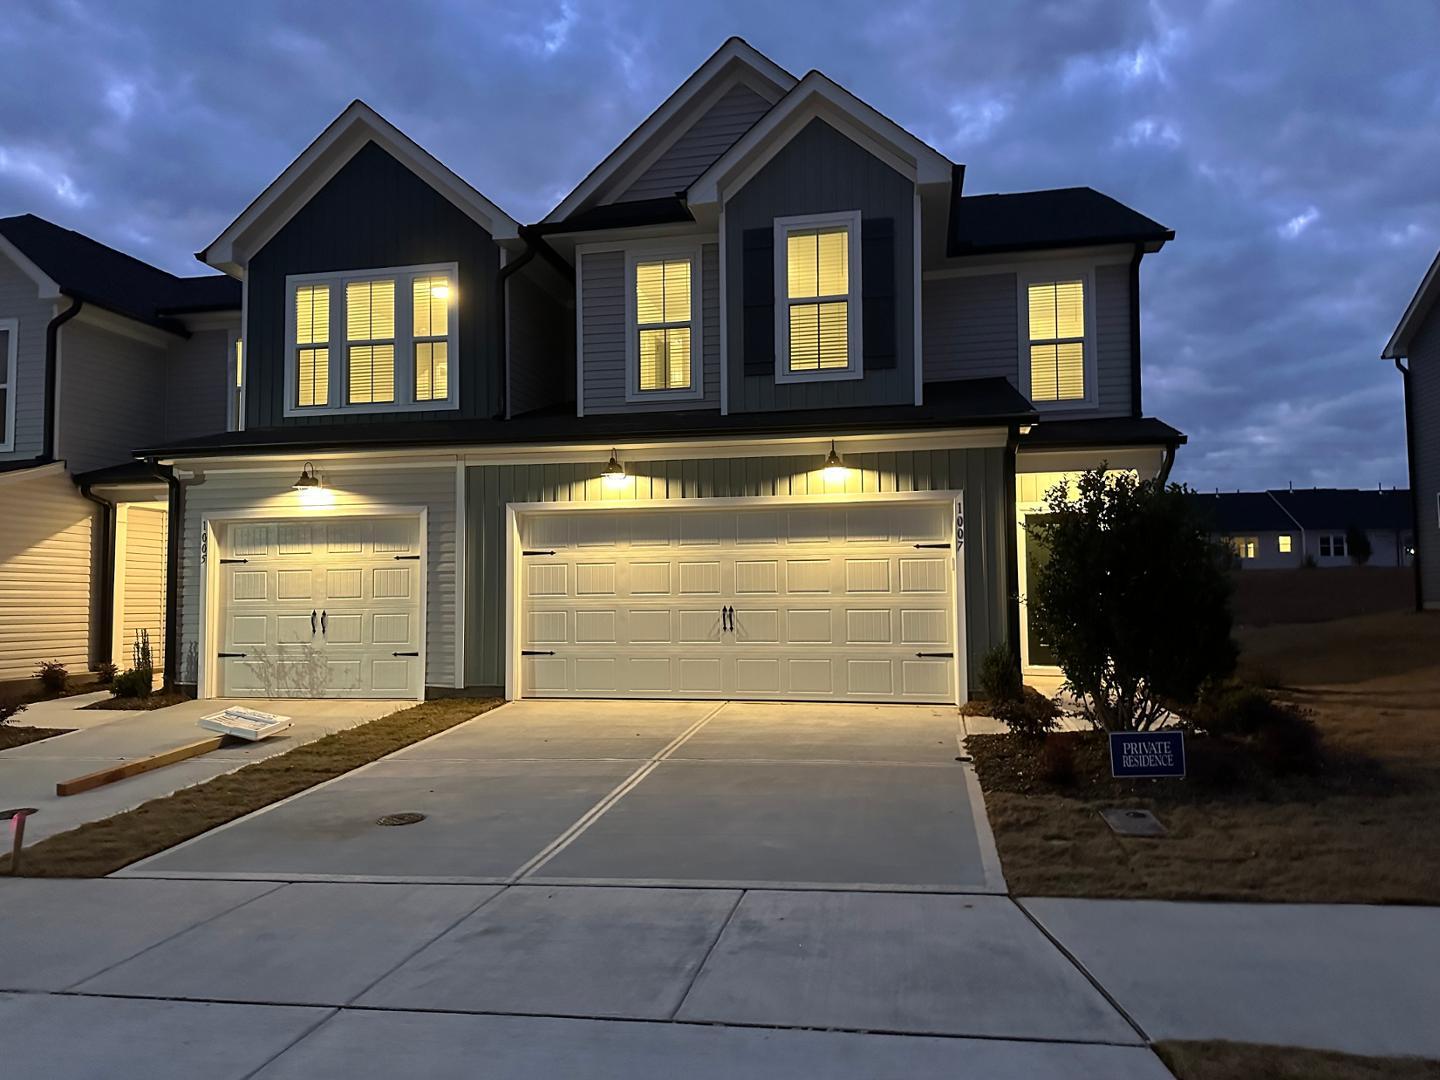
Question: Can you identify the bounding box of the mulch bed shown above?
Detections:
[0,726,74,751]
[84,691,193,711]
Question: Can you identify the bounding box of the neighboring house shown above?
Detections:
[127,37,1182,703]
[1191,488,1414,570]
[1383,251,1440,610]
[0,215,240,687]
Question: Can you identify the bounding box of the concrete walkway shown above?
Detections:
[0,698,403,842]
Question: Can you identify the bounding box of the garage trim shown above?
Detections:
[503,489,967,705]
[197,503,429,701]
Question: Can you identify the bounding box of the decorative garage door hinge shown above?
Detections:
[219,558,248,564]
[392,554,420,561]
[217,652,247,658]
[915,652,954,658]
[522,650,557,656]
[522,549,556,556]
[912,543,951,549]
[391,651,420,657]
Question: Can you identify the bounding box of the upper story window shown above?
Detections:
[0,317,17,452]
[1020,268,1095,408]
[285,263,457,417]
[774,211,862,383]
[625,246,701,402]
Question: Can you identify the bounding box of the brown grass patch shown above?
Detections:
[973,612,1440,903]
[84,690,193,711]
[1230,566,1414,628]
[1156,1041,1440,1080]
[0,726,73,751]
[1,697,502,878]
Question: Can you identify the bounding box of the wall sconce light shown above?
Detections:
[822,441,849,484]
[601,449,627,488]
[292,461,321,491]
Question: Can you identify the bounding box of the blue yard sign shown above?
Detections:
[1109,731,1186,779]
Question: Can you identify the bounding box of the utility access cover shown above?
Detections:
[376,813,427,827]
[1100,808,1167,838]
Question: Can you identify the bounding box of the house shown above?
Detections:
[0,215,240,689]
[1383,250,1440,611]
[125,37,1182,703]
[1191,488,1414,569]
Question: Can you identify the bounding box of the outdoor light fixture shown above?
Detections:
[601,449,627,488]
[822,441,849,484]
[292,461,321,491]
[430,282,451,300]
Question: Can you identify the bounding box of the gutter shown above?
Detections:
[1129,245,1143,417]
[1003,423,1022,663]
[1157,442,1177,485]
[1395,357,1425,612]
[40,295,84,464]
[77,480,117,669]
[1266,490,1308,563]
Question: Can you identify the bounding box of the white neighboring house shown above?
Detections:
[1190,488,1414,571]
[0,214,240,689]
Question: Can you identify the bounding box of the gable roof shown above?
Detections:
[0,213,239,332]
[948,187,1173,257]
[543,37,796,224]
[686,69,954,207]
[1382,248,1440,359]
[1188,491,1297,533]
[1270,488,1413,531]
[200,100,520,276]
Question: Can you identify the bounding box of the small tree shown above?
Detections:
[1027,469,1237,732]
[1345,524,1372,566]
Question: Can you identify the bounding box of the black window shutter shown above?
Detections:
[862,217,897,370]
[742,227,774,376]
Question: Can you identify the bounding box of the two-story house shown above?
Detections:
[0,215,240,689]
[1383,251,1440,611]
[136,38,1183,704]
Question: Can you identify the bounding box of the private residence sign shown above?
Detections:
[1109,731,1186,779]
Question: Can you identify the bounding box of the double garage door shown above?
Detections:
[217,516,423,698]
[520,501,960,703]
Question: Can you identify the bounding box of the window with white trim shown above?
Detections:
[1026,279,1086,403]
[0,318,16,451]
[1318,533,1347,558]
[635,257,693,392]
[775,211,862,382]
[285,263,457,416]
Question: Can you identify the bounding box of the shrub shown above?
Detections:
[1345,525,1373,566]
[978,644,1023,704]
[1255,711,1323,776]
[1035,734,1076,785]
[95,661,118,685]
[1027,469,1237,731]
[0,699,27,725]
[1187,682,1323,776]
[112,667,154,699]
[1302,553,1318,569]
[1188,683,1284,738]
[35,660,68,693]
[995,686,1061,739]
[132,628,153,673]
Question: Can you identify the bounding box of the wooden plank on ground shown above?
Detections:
[56,736,231,797]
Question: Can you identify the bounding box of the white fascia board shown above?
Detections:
[72,304,183,347]
[542,39,797,224]
[1382,248,1440,359]
[688,72,955,207]
[0,234,61,299]
[200,101,520,275]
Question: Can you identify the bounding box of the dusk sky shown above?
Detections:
[2,1,1435,493]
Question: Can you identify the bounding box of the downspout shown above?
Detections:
[1395,357,1424,612]
[1004,424,1022,663]
[157,462,184,690]
[77,481,116,670]
[1157,441,1177,485]
[41,295,84,463]
[1129,245,1143,418]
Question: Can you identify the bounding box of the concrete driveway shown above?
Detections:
[125,699,1004,891]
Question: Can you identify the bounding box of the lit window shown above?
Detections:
[1231,536,1257,560]
[786,227,849,373]
[412,275,450,402]
[635,258,692,391]
[346,278,396,405]
[232,338,244,430]
[294,285,330,407]
[1278,535,1292,554]
[1027,280,1086,402]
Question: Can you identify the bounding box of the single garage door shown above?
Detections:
[519,501,959,702]
[217,516,423,698]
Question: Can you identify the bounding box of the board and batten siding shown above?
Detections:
[507,267,571,417]
[464,447,1010,692]
[0,250,56,462]
[1406,304,1440,607]
[724,118,917,413]
[246,141,502,428]
[922,261,1133,418]
[57,320,169,474]
[163,327,234,442]
[619,83,774,202]
[580,244,720,413]
[0,466,96,680]
[175,464,459,689]
[116,503,167,674]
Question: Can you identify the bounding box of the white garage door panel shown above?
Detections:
[519,503,958,703]
[218,517,422,699]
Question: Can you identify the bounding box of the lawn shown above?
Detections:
[1,697,502,877]
[971,610,1440,903]
[1156,1041,1440,1080]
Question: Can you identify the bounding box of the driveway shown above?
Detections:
[126,699,1005,891]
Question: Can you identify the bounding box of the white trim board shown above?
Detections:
[773,211,864,386]
[0,316,17,452]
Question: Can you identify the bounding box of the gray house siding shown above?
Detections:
[163,327,233,441]
[922,261,1132,417]
[1406,308,1440,606]
[724,119,916,413]
[579,243,720,414]
[57,320,167,474]
[246,141,502,428]
[464,447,1010,692]
[0,251,55,462]
[620,83,773,203]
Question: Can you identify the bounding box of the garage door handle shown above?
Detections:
[392,651,419,657]
[311,610,318,636]
[915,652,954,658]
[321,611,327,635]
[217,652,247,658]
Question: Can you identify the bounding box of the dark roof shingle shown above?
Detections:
[948,187,1173,256]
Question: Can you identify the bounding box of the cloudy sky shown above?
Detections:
[2,1,1436,492]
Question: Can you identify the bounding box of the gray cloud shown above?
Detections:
[1,0,1435,491]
